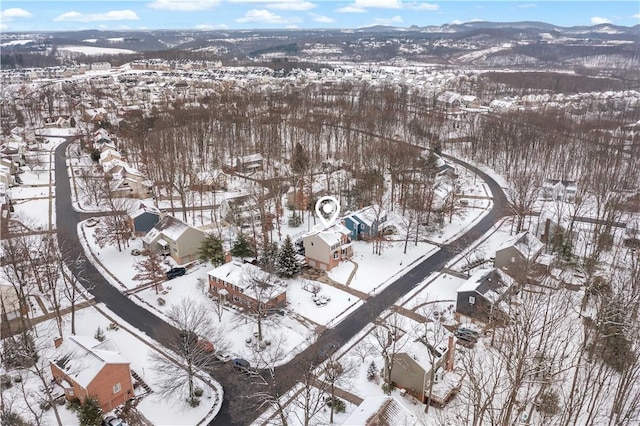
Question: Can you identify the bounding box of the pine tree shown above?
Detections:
[367,361,377,381]
[198,234,225,266]
[258,242,279,273]
[231,232,254,260]
[94,326,105,342]
[277,235,300,278]
[77,397,103,426]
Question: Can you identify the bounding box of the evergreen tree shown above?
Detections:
[94,326,105,342]
[258,242,279,273]
[77,397,103,426]
[198,234,225,266]
[367,361,377,381]
[231,232,254,260]
[277,236,300,278]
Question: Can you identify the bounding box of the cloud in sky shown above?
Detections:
[633,13,640,19]
[335,6,366,13]
[236,9,300,24]
[1,8,33,20]
[516,3,537,8]
[310,13,335,23]
[147,0,221,11]
[337,0,437,13]
[54,10,140,22]
[229,0,316,11]
[372,15,403,25]
[590,16,612,25]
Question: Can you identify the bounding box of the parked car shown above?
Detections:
[103,416,125,426]
[130,249,141,256]
[455,327,480,338]
[455,334,477,348]
[85,218,99,227]
[214,351,232,363]
[232,358,251,371]
[165,267,186,280]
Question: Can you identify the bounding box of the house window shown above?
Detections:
[511,256,515,263]
[67,388,74,397]
[468,296,475,305]
[232,295,240,302]
[113,383,121,394]
[333,252,339,260]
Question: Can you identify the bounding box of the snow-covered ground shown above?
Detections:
[0,305,222,426]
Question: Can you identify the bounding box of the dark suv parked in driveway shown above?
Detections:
[166,267,186,280]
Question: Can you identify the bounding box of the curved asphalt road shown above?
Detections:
[55,140,508,425]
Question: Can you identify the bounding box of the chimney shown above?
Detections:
[445,334,455,371]
[54,336,63,348]
[224,251,232,264]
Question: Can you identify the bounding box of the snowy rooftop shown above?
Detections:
[344,204,386,227]
[342,396,416,426]
[143,215,191,243]
[457,268,515,304]
[51,335,129,389]
[208,262,286,296]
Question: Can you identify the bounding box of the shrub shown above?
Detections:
[381,382,395,395]
[157,298,166,306]
[194,387,204,397]
[326,397,346,413]
[66,399,81,411]
[39,400,52,411]
[1,374,13,390]
[13,375,22,383]
[0,411,29,426]
[288,214,302,228]
[187,397,200,407]
[77,397,102,426]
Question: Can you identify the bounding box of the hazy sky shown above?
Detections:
[1,1,639,32]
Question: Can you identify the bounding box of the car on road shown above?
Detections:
[165,267,186,280]
[85,218,99,227]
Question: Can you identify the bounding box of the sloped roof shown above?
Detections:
[342,396,417,426]
[497,231,543,261]
[457,268,515,303]
[51,336,129,389]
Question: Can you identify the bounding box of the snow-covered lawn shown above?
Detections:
[334,240,440,294]
[11,198,52,228]
[0,305,221,426]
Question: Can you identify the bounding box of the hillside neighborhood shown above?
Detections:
[1,19,639,426]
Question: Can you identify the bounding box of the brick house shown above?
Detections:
[49,336,134,412]
[208,262,286,311]
[302,226,353,271]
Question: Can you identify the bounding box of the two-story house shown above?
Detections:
[208,261,286,311]
[302,225,353,271]
[50,336,134,412]
[142,215,206,264]
[541,179,577,203]
[494,231,544,280]
[342,205,387,241]
[456,268,516,322]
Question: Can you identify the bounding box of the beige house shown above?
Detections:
[494,231,544,280]
[302,225,353,271]
[386,321,455,405]
[343,396,417,425]
[50,336,134,412]
[142,215,206,264]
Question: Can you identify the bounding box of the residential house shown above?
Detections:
[302,225,353,271]
[456,268,516,322]
[43,116,71,128]
[128,203,161,236]
[83,108,107,123]
[99,148,122,170]
[49,336,134,412]
[208,261,286,311]
[105,164,153,199]
[219,196,259,227]
[386,320,456,404]
[342,205,387,241]
[190,170,228,192]
[233,153,264,174]
[541,179,577,203]
[436,91,462,112]
[286,178,325,211]
[342,396,417,426]
[494,231,544,279]
[0,160,14,187]
[142,215,206,264]
[0,284,28,333]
